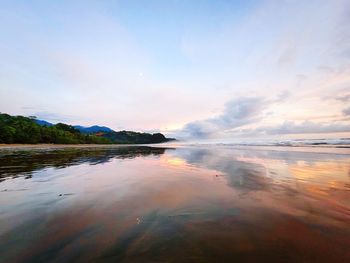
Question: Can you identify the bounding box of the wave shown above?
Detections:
[170,138,350,148]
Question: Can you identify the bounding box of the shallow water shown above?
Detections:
[0,145,350,262]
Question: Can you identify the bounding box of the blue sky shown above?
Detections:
[1,0,350,139]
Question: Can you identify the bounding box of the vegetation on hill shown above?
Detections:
[0,113,174,144]
[73,125,113,134]
[102,130,170,144]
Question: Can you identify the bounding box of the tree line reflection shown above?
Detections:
[0,146,172,181]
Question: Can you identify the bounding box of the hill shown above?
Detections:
[0,113,174,144]
[73,125,113,134]
[101,130,171,144]
[34,120,113,134]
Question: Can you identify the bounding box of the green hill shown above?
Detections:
[0,113,174,144]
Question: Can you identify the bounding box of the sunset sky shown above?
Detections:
[1,0,350,140]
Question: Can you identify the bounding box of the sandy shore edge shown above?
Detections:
[0,144,133,151]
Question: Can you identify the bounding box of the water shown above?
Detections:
[0,145,350,262]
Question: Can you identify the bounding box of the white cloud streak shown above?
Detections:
[180,97,269,138]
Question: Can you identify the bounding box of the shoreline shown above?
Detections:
[0,144,139,151]
[1,143,349,155]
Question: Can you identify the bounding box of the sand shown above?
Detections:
[0,144,127,151]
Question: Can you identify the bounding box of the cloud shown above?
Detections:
[33,111,76,123]
[296,74,307,87]
[177,92,350,139]
[1,0,350,137]
[21,106,38,110]
[336,94,350,103]
[253,121,350,135]
[276,90,291,102]
[180,97,268,138]
[322,87,350,103]
[278,46,297,67]
[343,107,350,116]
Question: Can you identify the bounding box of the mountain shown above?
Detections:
[73,125,113,134]
[34,119,53,127]
[0,113,174,144]
[1,114,110,144]
[34,120,113,134]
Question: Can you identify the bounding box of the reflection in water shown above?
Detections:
[0,146,169,180]
[0,145,350,262]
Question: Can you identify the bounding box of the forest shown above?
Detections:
[0,113,173,144]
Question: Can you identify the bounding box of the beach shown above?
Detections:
[1,144,349,262]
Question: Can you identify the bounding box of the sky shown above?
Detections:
[1,0,350,140]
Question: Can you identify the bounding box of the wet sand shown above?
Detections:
[0,145,349,262]
[0,144,125,150]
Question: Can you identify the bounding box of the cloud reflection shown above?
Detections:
[1,146,350,262]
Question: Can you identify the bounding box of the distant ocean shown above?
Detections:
[169,138,350,148]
